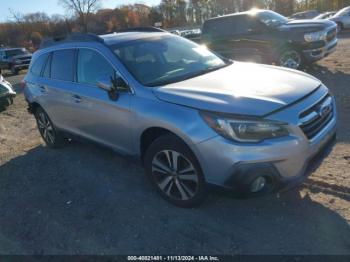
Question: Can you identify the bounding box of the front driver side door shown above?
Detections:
[67,48,133,155]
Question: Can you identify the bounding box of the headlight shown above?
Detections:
[304,31,326,42]
[14,59,21,64]
[200,111,289,143]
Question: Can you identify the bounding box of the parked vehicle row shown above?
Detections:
[291,6,350,32]
[24,30,337,207]
[202,9,338,70]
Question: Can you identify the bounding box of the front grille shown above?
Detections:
[299,95,334,140]
[326,28,337,42]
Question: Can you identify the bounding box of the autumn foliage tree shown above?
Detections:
[1,0,350,49]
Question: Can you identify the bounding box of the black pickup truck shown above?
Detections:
[0,47,32,75]
[201,10,338,69]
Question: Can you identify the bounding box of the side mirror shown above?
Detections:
[97,75,113,92]
[96,73,129,101]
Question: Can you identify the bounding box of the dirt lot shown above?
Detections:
[0,34,349,255]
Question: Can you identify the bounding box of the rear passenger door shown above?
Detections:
[66,48,132,154]
[39,48,78,129]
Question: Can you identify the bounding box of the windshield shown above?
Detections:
[111,35,229,86]
[334,7,350,17]
[256,10,288,27]
[5,48,29,58]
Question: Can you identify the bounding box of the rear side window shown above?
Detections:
[51,49,75,81]
[43,53,52,78]
[31,53,49,77]
[77,49,114,85]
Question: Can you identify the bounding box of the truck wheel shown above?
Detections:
[11,66,19,75]
[278,49,302,70]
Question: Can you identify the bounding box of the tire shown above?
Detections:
[278,48,303,70]
[34,107,64,148]
[144,134,207,207]
[11,66,19,75]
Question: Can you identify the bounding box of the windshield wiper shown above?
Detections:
[147,63,231,87]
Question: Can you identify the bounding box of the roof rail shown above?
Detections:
[116,27,166,33]
[40,33,104,49]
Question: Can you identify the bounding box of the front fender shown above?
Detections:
[130,95,217,155]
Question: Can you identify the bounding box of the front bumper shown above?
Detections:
[192,92,337,195]
[303,38,337,62]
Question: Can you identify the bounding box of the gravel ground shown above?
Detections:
[0,34,349,255]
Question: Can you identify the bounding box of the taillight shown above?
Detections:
[19,80,26,89]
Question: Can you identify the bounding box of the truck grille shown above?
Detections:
[326,28,337,42]
[299,95,334,140]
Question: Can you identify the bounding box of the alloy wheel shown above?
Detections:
[37,111,55,144]
[280,50,301,69]
[151,150,199,201]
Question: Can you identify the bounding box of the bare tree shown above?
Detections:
[58,0,101,32]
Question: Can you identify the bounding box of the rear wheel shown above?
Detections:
[144,135,207,207]
[278,49,303,70]
[34,107,64,148]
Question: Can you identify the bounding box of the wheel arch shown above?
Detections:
[28,101,42,114]
[139,126,192,161]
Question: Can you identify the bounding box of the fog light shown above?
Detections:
[250,176,266,193]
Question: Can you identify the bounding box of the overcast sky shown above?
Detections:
[0,0,161,21]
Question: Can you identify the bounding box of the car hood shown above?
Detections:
[282,19,336,31]
[153,62,321,116]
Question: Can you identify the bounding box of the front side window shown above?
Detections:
[77,49,115,85]
[111,35,229,86]
[51,49,75,81]
[31,53,49,77]
[257,10,288,27]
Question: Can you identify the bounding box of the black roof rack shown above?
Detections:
[40,33,104,49]
[116,27,165,33]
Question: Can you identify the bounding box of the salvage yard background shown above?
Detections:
[0,33,349,255]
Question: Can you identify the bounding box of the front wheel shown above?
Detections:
[278,49,303,70]
[144,135,207,207]
[34,107,64,148]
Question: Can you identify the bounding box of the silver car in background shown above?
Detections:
[24,31,337,207]
[330,6,350,31]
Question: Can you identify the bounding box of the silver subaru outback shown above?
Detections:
[24,30,336,207]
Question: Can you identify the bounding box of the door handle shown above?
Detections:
[72,94,82,103]
[39,86,46,93]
